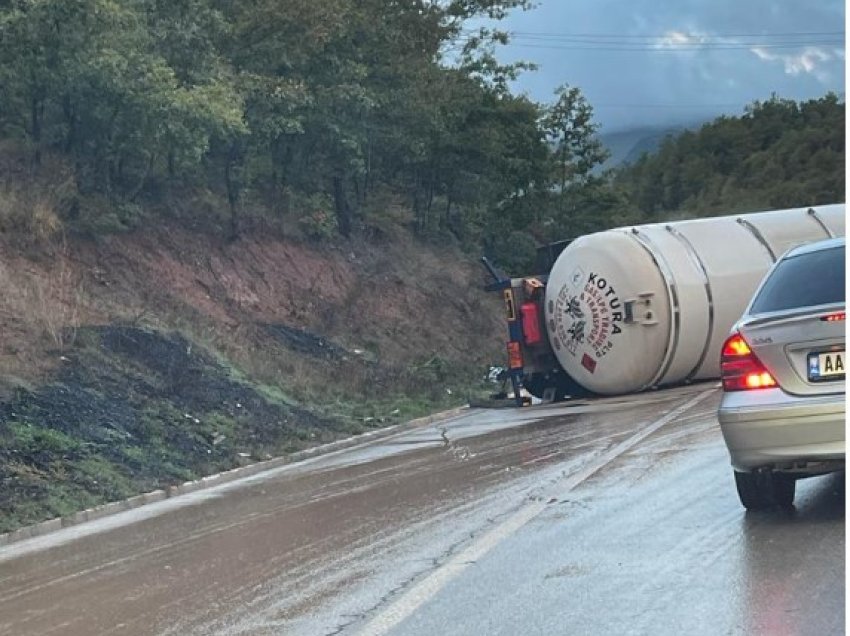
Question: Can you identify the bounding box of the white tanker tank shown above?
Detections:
[540,204,845,396]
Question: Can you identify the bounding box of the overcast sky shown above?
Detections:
[484,0,845,133]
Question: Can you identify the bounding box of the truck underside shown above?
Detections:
[484,245,591,405]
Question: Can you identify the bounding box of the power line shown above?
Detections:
[491,41,844,51]
[511,36,842,43]
[510,30,843,39]
[461,29,845,39]
[455,28,845,52]
[502,35,842,45]
[592,103,745,109]
[454,35,843,51]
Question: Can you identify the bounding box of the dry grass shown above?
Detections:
[0,145,78,247]
[0,260,60,392]
[0,237,84,358]
[0,147,87,352]
[31,241,83,351]
[0,188,62,244]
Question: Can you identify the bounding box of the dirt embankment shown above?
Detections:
[0,223,504,532]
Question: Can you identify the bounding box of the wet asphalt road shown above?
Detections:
[0,383,843,635]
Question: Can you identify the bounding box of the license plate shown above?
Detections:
[808,350,845,381]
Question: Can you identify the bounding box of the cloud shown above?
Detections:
[493,0,845,131]
[655,30,709,49]
[750,46,837,80]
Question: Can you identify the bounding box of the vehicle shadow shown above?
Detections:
[745,471,844,525]
[737,471,845,636]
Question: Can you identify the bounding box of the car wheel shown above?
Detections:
[770,473,796,508]
[734,470,796,510]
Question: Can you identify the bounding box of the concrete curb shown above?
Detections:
[0,405,472,548]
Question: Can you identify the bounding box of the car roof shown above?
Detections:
[782,236,845,259]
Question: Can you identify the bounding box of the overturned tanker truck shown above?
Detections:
[485,204,846,403]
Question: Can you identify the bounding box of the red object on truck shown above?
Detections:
[520,302,542,345]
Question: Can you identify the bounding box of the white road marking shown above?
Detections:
[358,389,716,636]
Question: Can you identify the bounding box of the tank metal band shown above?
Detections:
[735,218,776,261]
[665,225,715,382]
[807,207,835,238]
[629,228,680,388]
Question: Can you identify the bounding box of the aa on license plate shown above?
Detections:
[808,350,845,381]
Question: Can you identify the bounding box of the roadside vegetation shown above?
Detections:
[0,3,844,267]
[614,94,845,221]
[0,1,844,532]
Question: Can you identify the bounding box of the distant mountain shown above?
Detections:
[597,125,688,173]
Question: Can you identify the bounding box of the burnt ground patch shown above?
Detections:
[262,323,349,360]
[0,326,346,533]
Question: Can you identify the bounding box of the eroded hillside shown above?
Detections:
[0,224,504,531]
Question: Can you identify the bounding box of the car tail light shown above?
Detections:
[821,311,846,322]
[720,333,777,391]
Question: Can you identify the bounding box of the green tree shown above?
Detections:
[0,0,560,244]
[536,84,610,238]
[542,85,609,193]
[614,94,845,218]
[0,0,244,206]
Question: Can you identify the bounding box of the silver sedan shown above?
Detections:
[718,237,845,509]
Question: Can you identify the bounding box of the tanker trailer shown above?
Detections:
[488,204,845,402]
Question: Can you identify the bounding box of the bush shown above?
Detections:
[74,196,147,235]
[297,193,338,240]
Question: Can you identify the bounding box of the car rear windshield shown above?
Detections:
[750,245,845,314]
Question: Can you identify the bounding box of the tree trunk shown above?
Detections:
[412,170,423,233]
[333,175,352,237]
[445,193,463,241]
[352,174,362,207]
[129,153,155,203]
[101,105,122,195]
[225,143,243,241]
[363,131,372,202]
[62,94,75,153]
[30,96,42,167]
[271,136,293,216]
